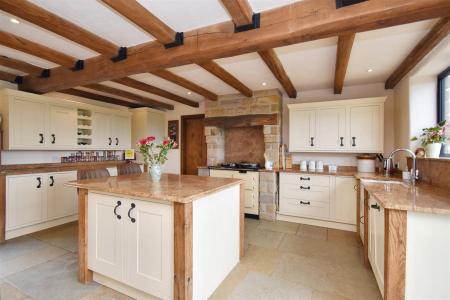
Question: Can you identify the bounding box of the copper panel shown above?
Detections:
[224,126,265,165]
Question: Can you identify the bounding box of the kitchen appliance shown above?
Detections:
[316,161,324,171]
[300,161,307,171]
[308,161,316,171]
[217,162,261,171]
[357,155,376,173]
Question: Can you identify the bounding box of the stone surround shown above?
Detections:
[204,89,282,220]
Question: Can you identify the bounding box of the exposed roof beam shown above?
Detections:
[150,69,218,101]
[258,49,297,98]
[197,60,253,97]
[85,83,174,110]
[100,0,177,45]
[112,77,199,107]
[20,0,450,93]
[0,0,118,56]
[220,0,253,27]
[0,30,78,68]
[334,33,356,94]
[385,17,450,89]
[59,88,143,108]
[0,70,18,83]
[0,55,44,76]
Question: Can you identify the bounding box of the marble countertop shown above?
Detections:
[66,173,243,204]
[361,180,450,215]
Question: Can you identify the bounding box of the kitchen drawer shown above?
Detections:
[279,197,330,219]
[280,183,330,203]
[281,173,330,187]
[234,171,258,189]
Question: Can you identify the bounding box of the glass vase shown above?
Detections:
[149,164,162,182]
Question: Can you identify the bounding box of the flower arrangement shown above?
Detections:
[411,120,449,146]
[136,136,177,167]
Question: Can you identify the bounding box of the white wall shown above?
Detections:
[163,102,205,174]
[283,82,395,166]
[0,81,17,89]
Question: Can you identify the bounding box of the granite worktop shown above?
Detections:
[361,180,450,215]
[66,173,243,204]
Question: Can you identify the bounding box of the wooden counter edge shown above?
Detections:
[174,202,193,300]
[78,188,93,283]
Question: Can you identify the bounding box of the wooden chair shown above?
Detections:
[78,168,110,180]
[117,163,143,176]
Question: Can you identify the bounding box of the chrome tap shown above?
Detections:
[387,148,418,184]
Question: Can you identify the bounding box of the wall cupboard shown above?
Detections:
[5,171,78,239]
[278,173,357,231]
[0,89,131,150]
[288,97,385,153]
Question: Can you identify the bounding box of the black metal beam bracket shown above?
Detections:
[72,60,84,71]
[40,69,50,78]
[234,13,260,33]
[14,76,23,84]
[164,32,184,49]
[336,0,368,9]
[111,47,127,62]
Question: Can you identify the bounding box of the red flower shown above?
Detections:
[138,138,147,145]
[163,140,169,146]
[146,136,156,142]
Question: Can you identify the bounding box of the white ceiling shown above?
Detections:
[0,0,446,107]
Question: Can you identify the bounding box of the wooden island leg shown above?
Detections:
[78,188,93,283]
[174,202,193,300]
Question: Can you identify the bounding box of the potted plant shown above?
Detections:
[411,120,449,158]
[136,136,177,181]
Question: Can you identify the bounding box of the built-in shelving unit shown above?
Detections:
[77,108,93,147]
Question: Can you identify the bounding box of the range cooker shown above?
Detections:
[209,162,261,171]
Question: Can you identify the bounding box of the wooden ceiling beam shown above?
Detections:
[258,49,297,98]
[112,77,199,107]
[220,0,253,27]
[0,0,118,56]
[85,83,174,110]
[150,69,218,101]
[0,55,44,76]
[59,88,142,108]
[385,17,450,89]
[100,0,177,45]
[198,60,252,97]
[334,33,356,94]
[0,70,18,83]
[0,30,78,69]
[20,0,450,93]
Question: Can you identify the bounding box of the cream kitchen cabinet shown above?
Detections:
[92,111,131,150]
[209,169,259,215]
[333,176,357,224]
[368,195,385,294]
[288,97,385,153]
[5,171,78,240]
[49,104,78,148]
[88,193,173,299]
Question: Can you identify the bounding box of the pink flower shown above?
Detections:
[146,136,155,142]
[138,138,147,145]
[173,142,178,148]
[163,140,169,146]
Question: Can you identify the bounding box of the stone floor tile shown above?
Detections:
[0,236,48,263]
[239,245,281,275]
[230,272,313,300]
[327,229,360,248]
[311,290,351,300]
[0,244,68,278]
[257,220,299,234]
[244,218,259,231]
[296,224,327,240]
[31,222,78,253]
[209,265,248,300]
[246,228,285,249]
[78,286,133,300]
[5,253,99,300]
[0,281,32,300]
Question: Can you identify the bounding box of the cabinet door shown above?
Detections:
[368,196,384,294]
[359,183,365,243]
[6,174,46,230]
[209,169,235,178]
[124,200,173,299]
[289,109,316,151]
[47,172,77,220]
[110,114,131,150]
[349,105,382,152]
[315,108,346,150]
[92,111,111,149]
[88,193,124,282]
[10,97,47,149]
[48,105,77,148]
[333,177,357,224]
[233,172,259,215]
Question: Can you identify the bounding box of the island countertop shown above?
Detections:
[361,179,450,215]
[66,173,243,204]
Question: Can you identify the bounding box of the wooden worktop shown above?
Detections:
[361,180,450,215]
[0,161,132,175]
[66,173,243,203]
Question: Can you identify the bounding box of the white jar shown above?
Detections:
[357,155,376,173]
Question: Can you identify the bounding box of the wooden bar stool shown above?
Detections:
[78,168,110,180]
[117,163,142,176]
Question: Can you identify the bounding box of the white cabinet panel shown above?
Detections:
[88,193,124,282]
[49,105,77,148]
[334,177,357,224]
[360,183,365,243]
[125,200,173,299]
[10,97,47,149]
[92,111,111,149]
[47,171,77,220]
[315,108,346,150]
[111,114,131,149]
[209,169,236,178]
[6,174,46,230]
[349,105,382,152]
[368,196,384,294]
[289,109,316,151]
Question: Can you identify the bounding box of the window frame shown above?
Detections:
[437,66,450,157]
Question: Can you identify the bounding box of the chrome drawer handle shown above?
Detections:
[300,186,310,190]
[300,201,310,205]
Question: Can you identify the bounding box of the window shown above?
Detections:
[438,66,450,157]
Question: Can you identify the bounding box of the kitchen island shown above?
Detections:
[67,173,244,300]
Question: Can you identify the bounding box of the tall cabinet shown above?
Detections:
[288,97,385,153]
